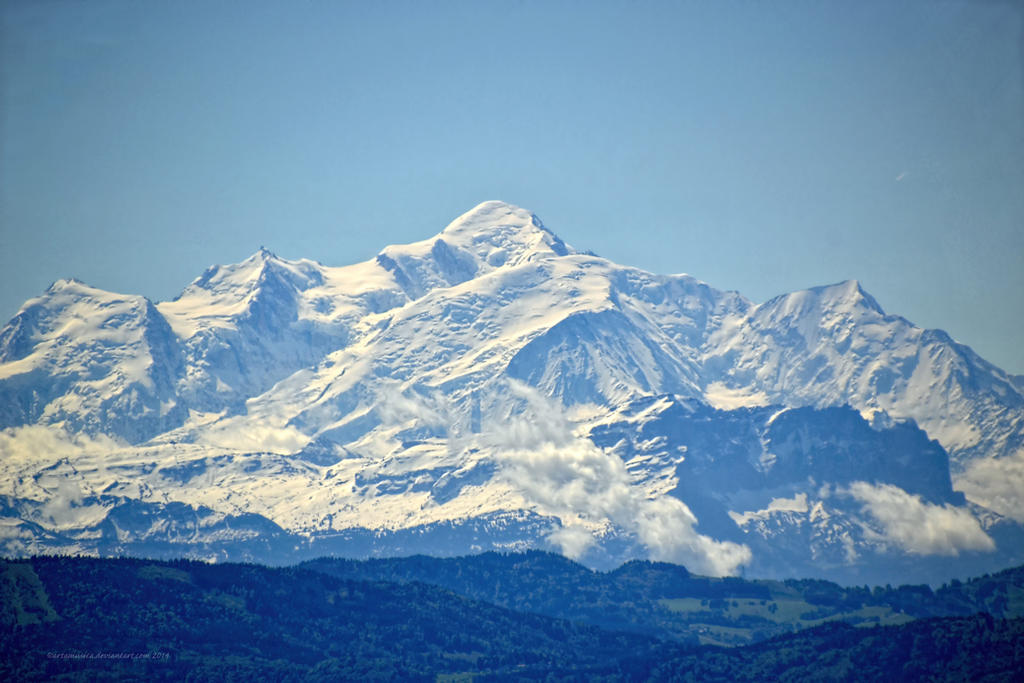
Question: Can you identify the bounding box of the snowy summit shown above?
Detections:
[0,201,1021,584]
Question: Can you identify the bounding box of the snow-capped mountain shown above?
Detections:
[705,278,1024,468]
[1,201,1021,583]
[0,279,186,441]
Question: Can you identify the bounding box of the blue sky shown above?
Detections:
[2,0,1022,373]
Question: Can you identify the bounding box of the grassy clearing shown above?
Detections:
[659,594,912,636]
[659,597,705,613]
[659,596,818,624]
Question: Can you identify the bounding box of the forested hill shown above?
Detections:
[593,615,1024,682]
[3,555,658,681]
[301,550,1024,646]
[4,554,1024,681]
[2,557,1024,683]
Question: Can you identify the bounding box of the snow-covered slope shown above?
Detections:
[706,279,1024,468]
[0,279,186,441]
[0,201,1021,582]
[159,248,357,414]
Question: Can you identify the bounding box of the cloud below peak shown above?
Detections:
[488,382,751,576]
[846,481,994,556]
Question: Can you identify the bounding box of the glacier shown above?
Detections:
[1,200,1021,584]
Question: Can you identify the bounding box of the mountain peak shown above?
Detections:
[240,246,280,266]
[36,278,150,310]
[47,277,90,293]
[434,200,573,268]
[443,200,536,228]
[816,279,884,315]
[763,279,886,320]
[371,202,576,298]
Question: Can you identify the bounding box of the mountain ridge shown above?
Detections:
[1,201,1021,583]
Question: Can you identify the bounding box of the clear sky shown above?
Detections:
[2,0,1022,373]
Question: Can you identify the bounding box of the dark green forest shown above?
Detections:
[3,553,1023,681]
[303,550,1024,646]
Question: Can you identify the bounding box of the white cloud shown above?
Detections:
[0,426,118,529]
[375,382,448,429]
[487,381,751,576]
[846,481,994,556]
[955,453,1024,523]
[39,478,88,528]
[0,424,123,462]
[547,524,597,558]
[195,418,310,453]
